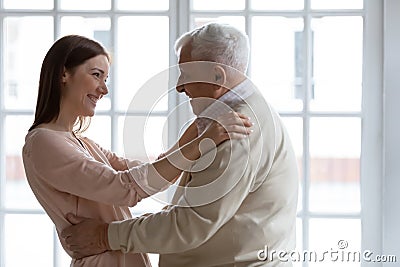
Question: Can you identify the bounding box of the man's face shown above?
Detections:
[176,42,218,115]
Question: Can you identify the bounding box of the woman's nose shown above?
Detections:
[99,82,109,95]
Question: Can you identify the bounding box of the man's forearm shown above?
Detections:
[101,223,111,251]
[61,214,113,259]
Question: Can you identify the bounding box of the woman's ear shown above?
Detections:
[62,67,68,84]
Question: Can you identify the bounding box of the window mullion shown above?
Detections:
[110,3,117,152]
[0,6,5,267]
[361,0,383,258]
[0,114,5,267]
[52,2,59,266]
[167,0,179,147]
[245,0,251,76]
[171,0,192,147]
[302,0,312,265]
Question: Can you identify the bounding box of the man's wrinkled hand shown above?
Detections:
[61,213,110,259]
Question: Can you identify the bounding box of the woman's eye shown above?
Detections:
[93,73,100,78]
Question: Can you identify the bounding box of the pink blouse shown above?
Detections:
[22,128,153,266]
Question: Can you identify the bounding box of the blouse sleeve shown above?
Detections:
[85,138,144,171]
[26,131,159,206]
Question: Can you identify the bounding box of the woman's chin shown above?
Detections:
[83,109,95,117]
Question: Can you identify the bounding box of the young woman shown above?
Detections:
[22,35,252,266]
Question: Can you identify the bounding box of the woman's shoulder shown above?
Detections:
[23,128,74,155]
[26,127,72,143]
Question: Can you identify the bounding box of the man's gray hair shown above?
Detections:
[174,23,250,74]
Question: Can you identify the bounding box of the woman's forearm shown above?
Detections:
[146,113,251,192]
[161,122,198,158]
[146,138,202,191]
[154,138,201,180]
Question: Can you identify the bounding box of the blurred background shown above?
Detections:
[0,0,398,266]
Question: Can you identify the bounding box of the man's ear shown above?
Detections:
[214,65,226,86]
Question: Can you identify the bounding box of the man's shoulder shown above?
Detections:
[233,89,278,131]
[234,88,271,113]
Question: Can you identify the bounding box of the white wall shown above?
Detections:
[383,0,400,260]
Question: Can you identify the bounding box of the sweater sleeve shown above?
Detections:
[107,132,276,253]
[26,131,158,207]
[106,101,279,254]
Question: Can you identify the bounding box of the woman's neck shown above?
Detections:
[52,118,76,132]
[43,110,77,132]
[51,103,78,132]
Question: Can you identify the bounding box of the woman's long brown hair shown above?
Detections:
[29,35,109,133]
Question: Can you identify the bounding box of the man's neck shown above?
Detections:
[216,76,247,99]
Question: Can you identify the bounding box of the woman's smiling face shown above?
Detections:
[61,55,109,117]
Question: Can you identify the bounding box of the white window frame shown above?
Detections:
[0,0,396,266]
[360,0,383,259]
[382,0,400,259]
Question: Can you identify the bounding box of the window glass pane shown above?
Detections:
[309,118,360,213]
[281,117,303,169]
[60,0,110,10]
[121,64,170,113]
[311,17,363,112]
[296,218,303,251]
[311,0,363,10]
[251,17,304,112]
[121,116,167,161]
[148,254,159,267]
[83,116,111,149]
[309,219,361,267]
[5,116,42,210]
[60,16,112,111]
[56,240,71,267]
[192,0,245,11]
[117,0,168,10]
[251,0,303,10]
[60,16,111,50]
[193,16,245,32]
[5,214,54,267]
[116,116,125,156]
[281,117,303,212]
[119,115,168,219]
[293,218,303,267]
[3,0,53,9]
[116,16,169,112]
[3,16,53,110]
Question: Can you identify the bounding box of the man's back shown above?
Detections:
[160,87,299,266]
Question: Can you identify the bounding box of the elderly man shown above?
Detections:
[62,23,299,266]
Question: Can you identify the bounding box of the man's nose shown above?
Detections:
[176,75,185,93]
[176,84,185,93]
